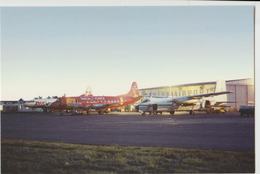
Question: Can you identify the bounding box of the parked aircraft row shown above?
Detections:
[23,81,231,115]
[24,82,141,114]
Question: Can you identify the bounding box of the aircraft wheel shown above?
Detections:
[170,111,175,115]
[152,104,158,116]
[189,110,194,115]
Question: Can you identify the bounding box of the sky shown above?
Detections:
[1,6,254,100]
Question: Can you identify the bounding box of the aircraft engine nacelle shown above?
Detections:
[172,101,179,109]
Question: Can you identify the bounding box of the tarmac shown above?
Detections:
[1,112,254,151]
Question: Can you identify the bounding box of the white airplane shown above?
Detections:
[24,96,58,112]
[136,81,231,115]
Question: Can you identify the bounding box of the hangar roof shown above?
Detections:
[140,78,253,90]
[140,81,216,90]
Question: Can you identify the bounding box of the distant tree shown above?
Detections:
[125,105,131,112]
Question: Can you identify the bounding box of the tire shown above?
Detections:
[98,111,104,115]
[170,111,175,115]
[152,104,158,111]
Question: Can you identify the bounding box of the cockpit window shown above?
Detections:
[141,99,150,103]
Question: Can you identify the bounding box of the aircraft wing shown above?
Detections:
[187,91,231,100]
[92,103,119,110]
[173,91,231,105]
[65,103,91,110]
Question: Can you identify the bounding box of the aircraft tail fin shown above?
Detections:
[215,80,227,92]
[126,82,140,97]
[214,80,228,102]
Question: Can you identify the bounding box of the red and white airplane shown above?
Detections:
[50,82,141,114]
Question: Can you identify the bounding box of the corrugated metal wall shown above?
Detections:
[226,79,254,110]
[248,85,255,104]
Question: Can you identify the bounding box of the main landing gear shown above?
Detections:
[170,111,175,115]
[98,110,104,115]
[189,110,194,115]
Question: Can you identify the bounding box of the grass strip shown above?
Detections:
[1,139,254,173]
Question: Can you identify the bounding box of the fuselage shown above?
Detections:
[50,94,142,111]
[24,98,58,108]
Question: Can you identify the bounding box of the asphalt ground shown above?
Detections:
[1,112,254,151]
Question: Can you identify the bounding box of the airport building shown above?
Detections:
[0,101,20,112]
[0,99,43,112]
[139,78,254,110]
